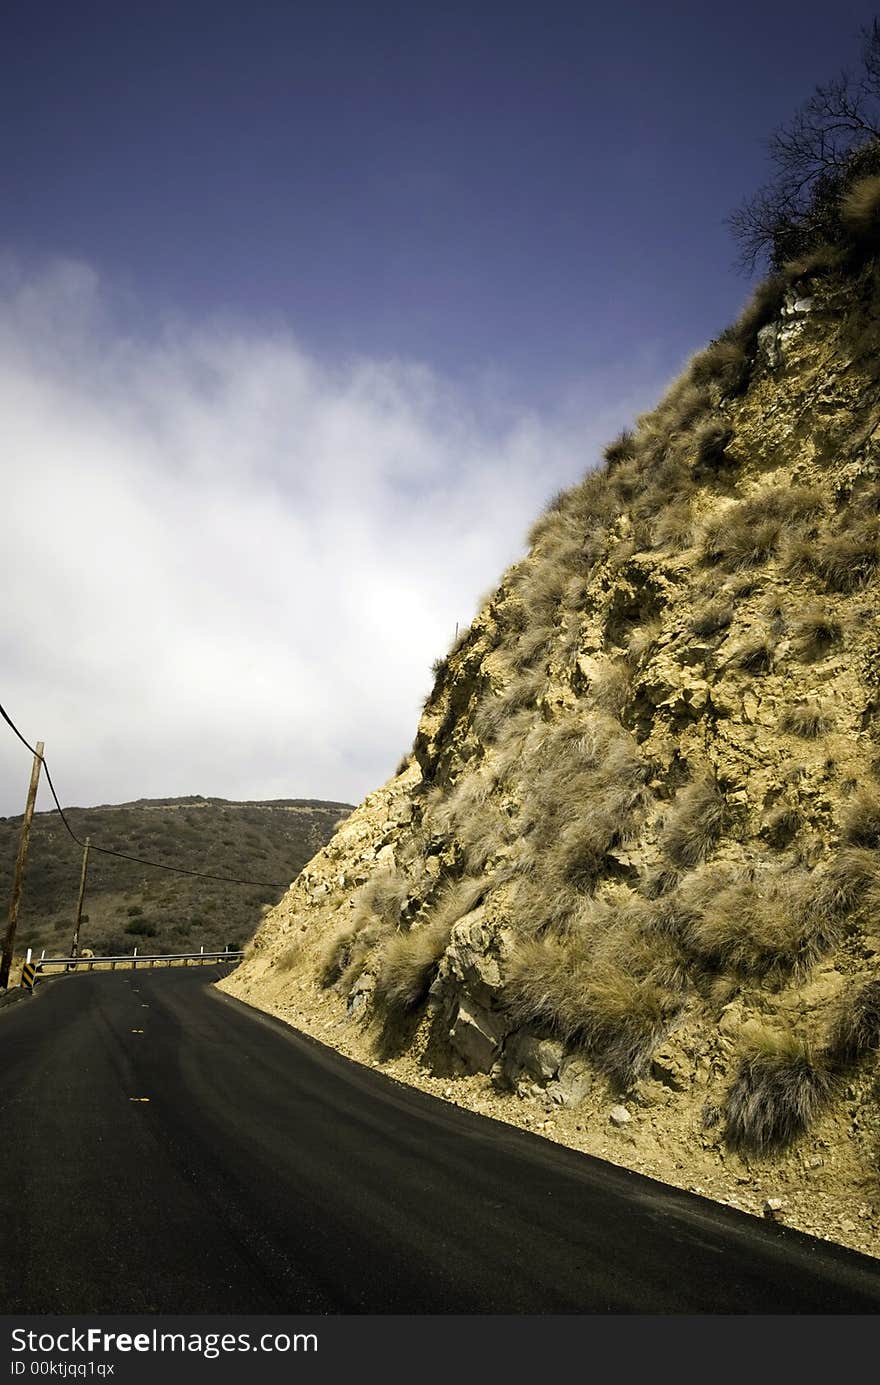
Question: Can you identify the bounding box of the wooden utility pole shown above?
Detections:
[71,836,90,959]
[0,741,44,990]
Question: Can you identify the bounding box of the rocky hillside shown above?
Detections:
[222,176,880,1257]
[1,795,351,959]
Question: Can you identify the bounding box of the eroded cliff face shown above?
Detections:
[221,254,880,1255]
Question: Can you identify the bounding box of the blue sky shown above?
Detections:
[1,1,877,815]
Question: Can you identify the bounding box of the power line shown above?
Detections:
[0,701,290,889]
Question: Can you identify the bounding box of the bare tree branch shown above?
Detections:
[728,19,880,270]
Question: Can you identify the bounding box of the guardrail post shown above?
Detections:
[132,947,138,971]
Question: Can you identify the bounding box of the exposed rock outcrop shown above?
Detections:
[222,240,880,1258]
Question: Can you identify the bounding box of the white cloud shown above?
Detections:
[0,257,666,816]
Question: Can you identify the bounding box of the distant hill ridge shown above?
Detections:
[0,794,352,958]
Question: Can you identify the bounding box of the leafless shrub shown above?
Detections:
[724,1028,833,1153]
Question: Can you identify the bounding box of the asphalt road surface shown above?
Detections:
[2,968,880,1313]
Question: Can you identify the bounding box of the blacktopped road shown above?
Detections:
[2,967,880,1313]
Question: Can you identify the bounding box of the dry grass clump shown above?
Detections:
[691,598,734,637]
[276,940,303,973]
[319,863,411,990]
[373,917,452,1017]
[703,487,822,569]
[664,381,712,434]
[788,522,880,591]
[692,420,735,472]
[733,630,778,673]
[551,796,640,893]
[763,803,804,849]
[825,980,880,1071]
[723,1027,833,1154]
[590,658,633,717]
[841,786,880,848]
[791,600,843,659]
[689,340,749,396]
[681,870,837,978]
[805,848,880,922]
[659,777,726,870]
[625,618,662,666]
[352,864,410,931]
[518,560,570,626]
[814,524,880,592]
[839,173,880,242]
[511,716,652,923]
[425,874,488,933]
[425,767,497,841]
[503,936,680,1085]
[780,700,834,738]
[781,243,844,279]
[510,625,554,673]
[455,799,509,876]
[372,876,487,1019]
[603,430,638,470]
[651,499,695,550]
[320,918,382,990]
[724,275,787,354]
[473,667,546,742]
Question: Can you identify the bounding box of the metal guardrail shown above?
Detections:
[21,947,244,989]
